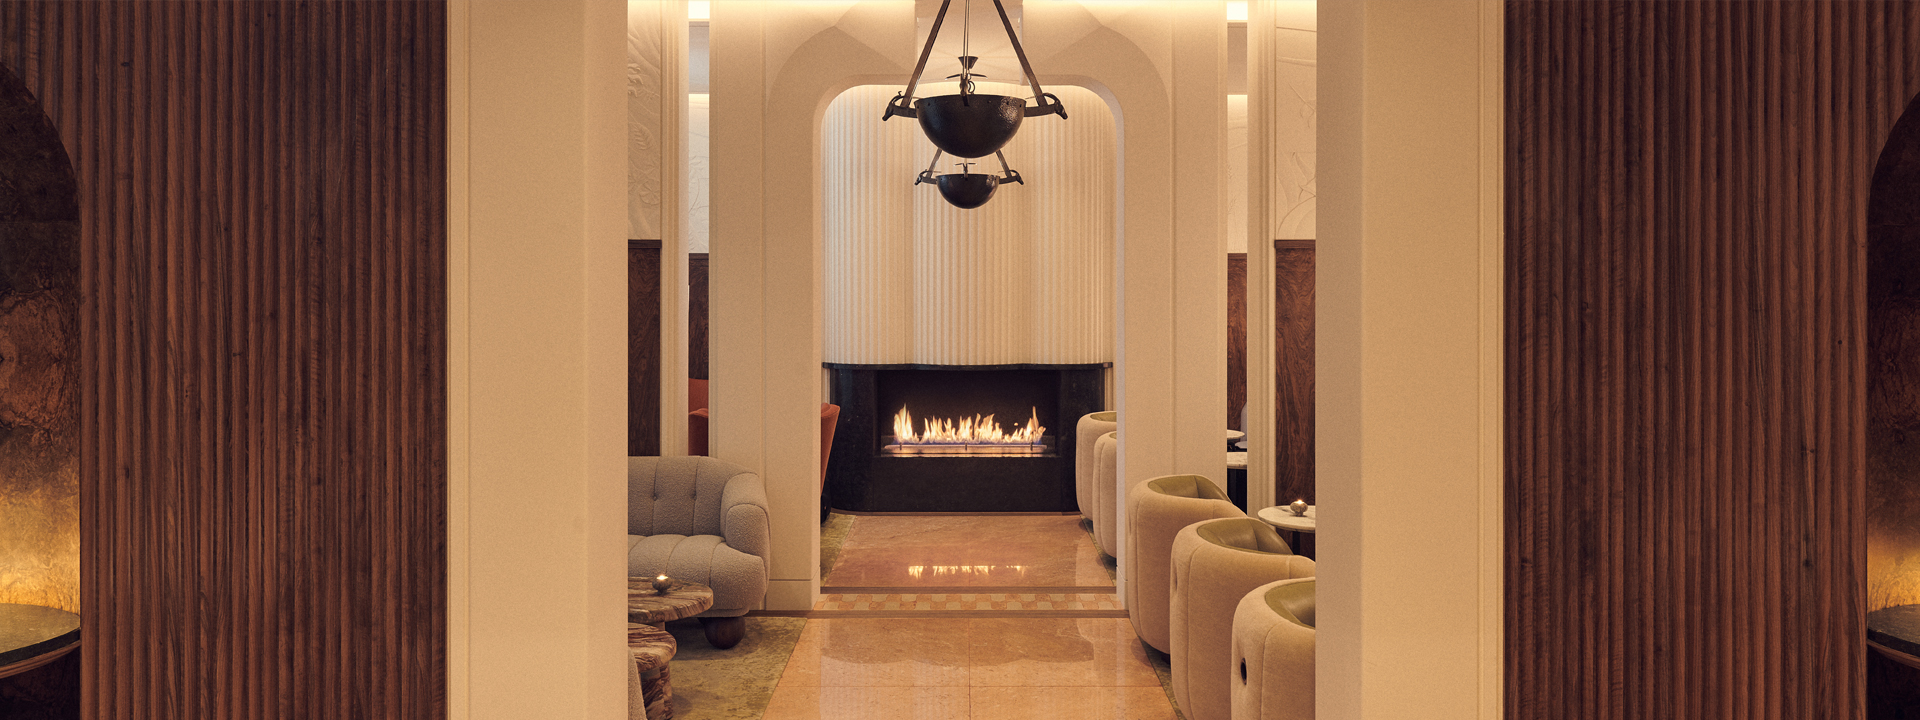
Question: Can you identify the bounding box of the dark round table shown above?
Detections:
[1869,603,1920,670]
[0,603,81,679]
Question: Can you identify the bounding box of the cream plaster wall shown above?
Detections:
[689,94,710,253]
[1228,94,1247,254]
[447,0,630,717]
[1316,0,1503,717]
[710,0,1228,609]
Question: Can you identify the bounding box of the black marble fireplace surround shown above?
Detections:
[825,363,1108,513]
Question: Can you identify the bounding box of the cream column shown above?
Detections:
[709,0,790,607]
[1316,0,1503,718]
[1168,1,1229,482]
[1246,1,1275,512]
[1023,0,1228,606]
[628,0,692,456]
[710,1,926,611]
[447,0,629,717]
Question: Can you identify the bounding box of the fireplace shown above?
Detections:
[825,363,1107,512]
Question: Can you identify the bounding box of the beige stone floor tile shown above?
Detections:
[969,687,1178,720]
[964,618,1162,688]
[760,686,971,720]
[776,618,971,688]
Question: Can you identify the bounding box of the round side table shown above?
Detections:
[1255,505,1317,559]
[628,578,745,648]
[628,622,678,720]
[627,578,715,629]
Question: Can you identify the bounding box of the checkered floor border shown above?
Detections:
[813,592,1122,612]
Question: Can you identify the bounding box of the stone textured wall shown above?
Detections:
[0,59,78,616]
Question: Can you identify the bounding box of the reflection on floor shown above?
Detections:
[813,592,1122,612]
[823,515,1116,589]
[666,513,1183,720]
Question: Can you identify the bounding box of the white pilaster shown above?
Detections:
[1316,0,1504,717]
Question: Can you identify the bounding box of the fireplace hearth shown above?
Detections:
[825,363,1107,513]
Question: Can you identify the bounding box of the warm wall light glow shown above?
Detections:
[688,1,710,20]
[1227,1,1248,23]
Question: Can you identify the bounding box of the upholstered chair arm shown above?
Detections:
[720,471,771,560]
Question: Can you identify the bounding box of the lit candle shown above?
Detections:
[1290,499,1309,516]
[651,574,673,593]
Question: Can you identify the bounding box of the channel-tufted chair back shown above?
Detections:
[629,455,751,541]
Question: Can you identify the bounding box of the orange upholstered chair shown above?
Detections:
[688,379,710,456]
[819,403,840,490]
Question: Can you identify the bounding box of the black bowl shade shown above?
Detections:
[936,173,1000,209]
[916,94,1026,159]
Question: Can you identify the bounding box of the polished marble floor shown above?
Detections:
[761,618,1174,719]
[750,514,1177,720]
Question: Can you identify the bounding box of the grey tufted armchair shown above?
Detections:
[627,456,770,648]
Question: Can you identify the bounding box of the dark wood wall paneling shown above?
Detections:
[1227,253,1247,430]
[689,252,709,380]
[0,3,447,717]
[1273,240,1314,504]
[630,240,662,455]
[1504,3,1920,717]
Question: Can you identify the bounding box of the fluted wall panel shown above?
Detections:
[1504,2,1920,717]
[824,84,915,363]
[1026,84,1117,364]
[823,83,1114,365]
[0,3,446,717]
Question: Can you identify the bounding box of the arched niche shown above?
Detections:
[1868,92,1920,692]
[0,57,82,715]
[0,59,81,614]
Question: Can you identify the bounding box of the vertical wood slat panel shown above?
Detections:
[689,253,710,381]
[1273,240,1313,504]
[1227,253,1247,430]
[0,3,447,717]
[1503,2,1915,717]
[631,241,662,455]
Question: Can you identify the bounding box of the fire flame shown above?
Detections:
[892,406,1046,446]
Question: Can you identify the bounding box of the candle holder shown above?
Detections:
[1289,500,1309,517]
[651,574,674,594]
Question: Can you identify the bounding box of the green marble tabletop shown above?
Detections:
[0,603,81,673]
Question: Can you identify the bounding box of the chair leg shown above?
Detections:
[701,616,746,649]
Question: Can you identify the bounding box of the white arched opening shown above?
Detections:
[708,0,1227,609]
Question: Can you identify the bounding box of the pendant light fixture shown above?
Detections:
[884,0,1066,209]
[916,150,1023,209]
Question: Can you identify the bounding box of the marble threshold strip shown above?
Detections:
[736,588,1128,618]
